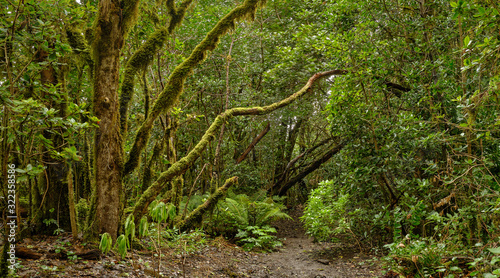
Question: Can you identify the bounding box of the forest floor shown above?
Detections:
[14,207,385,278]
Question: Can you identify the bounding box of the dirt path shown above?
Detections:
[15,207,383,277]
[249,207,382,278]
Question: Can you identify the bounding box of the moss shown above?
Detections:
[167,0,195,34]
[76,198,89,230]
[119,28,168,135]
[120,0,195,136]
[121,0,141,37]
[171,176,183,211]
[177,177,238,231]
[65,27,94,78]
[131,70,343,223]
[124,0,267,177]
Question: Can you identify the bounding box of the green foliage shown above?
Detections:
[179,194,208,214]
[301,180,354,241]
[42,208,64,235]
[138,216,149,238]
[209,190,289,251]
[293,0,500,276]
[124,214,135,249]
[99,233,112,255]
[150,201,176,223]
[166,229,208,255]
[211,190,291,235]
[236,225,282,252]
[115,235,128,259]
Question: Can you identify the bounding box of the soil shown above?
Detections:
[13,207,384,277]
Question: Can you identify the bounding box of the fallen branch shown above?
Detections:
[271,142,345,196]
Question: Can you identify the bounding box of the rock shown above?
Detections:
[315,259,330,265]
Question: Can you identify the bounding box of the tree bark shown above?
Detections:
[236,122,270,164]
[271,142,345,196]
[178,177,237,231]
[32,46,70,234]
[123,0,269,177]
[86,0,127,241]
[272,137,333,188]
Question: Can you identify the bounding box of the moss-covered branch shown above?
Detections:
[131,69,346,223]
[166,0,194,34]
[177,177,238,231]
[121,0,141,37]
[123,0,268,177]
[119,0,195,136]
[65,27,94,78]
[119,27,168,135]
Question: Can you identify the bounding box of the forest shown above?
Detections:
[0,0,499,277]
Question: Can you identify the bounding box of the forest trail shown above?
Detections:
[249,206,382,278]
[14,207,383,278]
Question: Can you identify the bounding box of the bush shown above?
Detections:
[301,180,355,242]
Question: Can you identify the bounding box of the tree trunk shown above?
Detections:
[178,177,237,231]
[86,0,125,241]
[131,70,347,224]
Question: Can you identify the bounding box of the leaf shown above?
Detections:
[99,233,112,255]
[488,247,500,254]
[464,35,471,47]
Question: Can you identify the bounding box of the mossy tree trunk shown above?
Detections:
[178,176,238,231]
[86,0,139,241]
[85,0,194,240]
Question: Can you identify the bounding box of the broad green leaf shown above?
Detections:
[488,248,500,255]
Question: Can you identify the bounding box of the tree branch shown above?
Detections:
[123,0,268,177]
[119,0,194,136]
[271,142,345,196]
[236,122,270,164]
[131,69,347,223]
[177,176,238,231]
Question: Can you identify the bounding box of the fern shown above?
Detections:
[212,192,290,235]
[224,197,249,227]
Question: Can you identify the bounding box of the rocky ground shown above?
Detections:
[13,207,385,277]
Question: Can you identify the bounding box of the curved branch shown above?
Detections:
[123,0,268,176]
[131,69,347,222]
[119,28,169,135]
[119,0,194,136]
